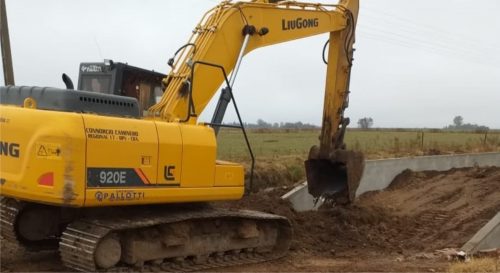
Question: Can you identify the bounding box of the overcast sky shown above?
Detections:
[2,0,499,128]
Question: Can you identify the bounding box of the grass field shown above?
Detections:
[217,128,500,162]
[216,128,500,190]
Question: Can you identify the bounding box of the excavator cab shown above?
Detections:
[77,61,165,115]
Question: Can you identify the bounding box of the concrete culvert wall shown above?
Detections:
[355,152,500,196]
[282,152,500,254]
[283,152,500,211]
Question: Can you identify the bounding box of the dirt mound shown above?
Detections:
[357,166,500,251]
[219,193,413,256]
[218,166,500,257]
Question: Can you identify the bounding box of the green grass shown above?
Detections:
[216,128,500,190]
[217,129,317,161]
[216,128,500,162]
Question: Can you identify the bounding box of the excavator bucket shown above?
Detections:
[305,150,365,203]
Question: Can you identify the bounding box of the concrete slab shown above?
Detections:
[282,152,500,212]
[281,181,322,211]
[356,152,500,197]
[461,212,500,253]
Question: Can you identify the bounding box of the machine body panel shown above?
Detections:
[0,105,86,206]
[0,106,244,207]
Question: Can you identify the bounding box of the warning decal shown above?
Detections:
[37,146,47,156]
[36,143,61,159]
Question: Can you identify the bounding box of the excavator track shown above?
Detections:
[0,197,21,244]
[59,206,292,272]
[1,198,62,251]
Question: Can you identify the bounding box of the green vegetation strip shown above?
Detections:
[217,129,500,162]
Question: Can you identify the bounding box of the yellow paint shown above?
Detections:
[155,121,183,185]
[23,97,37,109]
[84,114,159,185]
[179,125,216,188]
[215,161,244,187]
[0,105,86,206]
[85,187,243,207]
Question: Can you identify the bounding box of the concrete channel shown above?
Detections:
[281,152,500,253]
[461,212,500,253]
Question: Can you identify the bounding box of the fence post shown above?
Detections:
[420,131,425,150]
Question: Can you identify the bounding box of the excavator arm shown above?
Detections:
[150,0,363,202]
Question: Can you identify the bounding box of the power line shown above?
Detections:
[361,5,500,53]
[358,24,497,64]
[357,30,498,68]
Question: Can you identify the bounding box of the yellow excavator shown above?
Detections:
[0,0,363,271]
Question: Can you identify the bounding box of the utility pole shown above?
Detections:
[0,0,14,85]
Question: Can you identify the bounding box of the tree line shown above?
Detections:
[445,116,489,132]
[226,116,491,131]
[225,119,319,129]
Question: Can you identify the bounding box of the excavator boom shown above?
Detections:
[150,0,355,121]
[150,0,363,202]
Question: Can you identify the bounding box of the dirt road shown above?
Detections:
[1,167,499,272]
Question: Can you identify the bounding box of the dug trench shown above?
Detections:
[1,166,499,272]
[216,166,500,272]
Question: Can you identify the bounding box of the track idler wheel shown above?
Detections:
[305,149,365,203]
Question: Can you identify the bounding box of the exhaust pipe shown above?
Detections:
[62,73,74,90]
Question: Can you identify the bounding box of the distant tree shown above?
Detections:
[445,116,489,132]
[357,117,374,129]
[256,119,271,128]
[453,116,463,127]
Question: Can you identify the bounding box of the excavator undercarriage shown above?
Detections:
[1,198,292,271]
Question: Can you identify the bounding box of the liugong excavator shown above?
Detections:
[0,0,362,271]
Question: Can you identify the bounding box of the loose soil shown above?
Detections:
[1,167,499,272]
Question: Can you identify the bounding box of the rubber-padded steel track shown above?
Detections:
[59,206,292,272]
